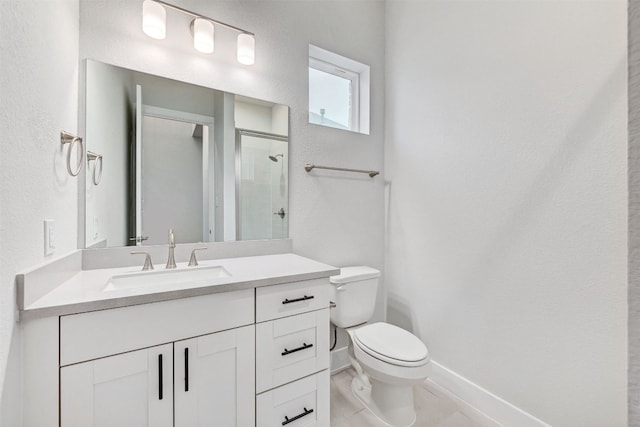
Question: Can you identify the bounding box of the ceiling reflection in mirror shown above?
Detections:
[84,60,289,248]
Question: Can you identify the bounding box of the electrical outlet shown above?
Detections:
[44,219,55,256]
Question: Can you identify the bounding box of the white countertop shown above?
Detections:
[20,253,339,320]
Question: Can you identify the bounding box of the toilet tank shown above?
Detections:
[329,266,381,328]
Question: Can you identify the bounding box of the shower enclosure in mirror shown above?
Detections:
[84,60,289,248]
[236,129,289,240]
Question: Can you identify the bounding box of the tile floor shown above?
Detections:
[330,368,501,427]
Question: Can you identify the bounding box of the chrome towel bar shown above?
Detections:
[304,163,379,178]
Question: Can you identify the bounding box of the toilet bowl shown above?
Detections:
[330,267,430,427]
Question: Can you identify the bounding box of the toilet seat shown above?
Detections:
[352,322,429,367]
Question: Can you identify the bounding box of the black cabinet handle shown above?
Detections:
[158,354,163,400]
[282,342,314,356]
[282,407,314,425]
[282,295,314,305]
[184,347,189,392]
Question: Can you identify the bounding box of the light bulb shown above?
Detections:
[193,18,214,54]
[237,33,255,65]
[142,0,166,40]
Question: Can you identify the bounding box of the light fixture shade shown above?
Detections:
[237,33,255,65]
[193,18,214,54]
[142,0,166,40]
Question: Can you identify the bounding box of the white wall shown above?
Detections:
[629,2,640,424]
[235,101,273,133]
[0,1,80,425]
[79,0,386,317]
[385,2,627,426]
[135,70,217,117]
[272,104,289,136]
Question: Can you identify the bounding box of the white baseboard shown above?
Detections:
[330,345,351,374]
[429,360,551,427]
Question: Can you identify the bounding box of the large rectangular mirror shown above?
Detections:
[84,60,289,248]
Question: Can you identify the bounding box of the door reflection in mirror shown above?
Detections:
[139,115,209,245]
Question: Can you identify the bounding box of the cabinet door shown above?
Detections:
[60,343,173,427]
[175,325,255,427]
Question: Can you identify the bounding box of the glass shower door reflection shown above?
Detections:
[236,130,289,240]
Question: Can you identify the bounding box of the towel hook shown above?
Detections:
[87,151,103,185]
[60,131,84,177]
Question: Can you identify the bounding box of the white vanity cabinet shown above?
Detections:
[255,279,331,426]
[19,253,338,427]
[58,289,256,427]
[61,326,255,427]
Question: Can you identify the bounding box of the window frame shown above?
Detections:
[308,44,370,135]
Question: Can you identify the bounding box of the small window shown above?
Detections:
[309,45,370,135]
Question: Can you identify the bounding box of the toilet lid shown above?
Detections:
[353,322,428,363]
[330,266,381,284]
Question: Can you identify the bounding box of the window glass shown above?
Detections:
[309,67,353,130]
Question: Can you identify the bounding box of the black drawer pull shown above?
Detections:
[282,342,314,356]
[184,347,189,392]
[158,354,163,400]
[282,407,314,425]
[282,295,314,305]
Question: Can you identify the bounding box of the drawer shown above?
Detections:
[256,278,329,322]
[256,370,329,427]
[60,289,254,366]
[256,309,329,393]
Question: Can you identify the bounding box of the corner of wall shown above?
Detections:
[628,0,640,423]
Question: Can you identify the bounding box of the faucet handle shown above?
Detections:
[129,235,149,244]
[188,247,208,267]
[131,251,154,271]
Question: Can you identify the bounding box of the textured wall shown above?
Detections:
[79,0,386,317]
[0,1,80,425]
[630,1,640,424]
[385,1,627,426]
[0,1,385,423]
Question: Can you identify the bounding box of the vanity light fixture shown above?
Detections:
[141,0,255,65]
[237,33,255,65]
[192,17,214,54]
[142,0,166,40]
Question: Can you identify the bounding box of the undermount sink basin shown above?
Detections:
[103,265,231,292]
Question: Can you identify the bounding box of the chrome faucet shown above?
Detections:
[131,251,154,271]
[166,229,176,269]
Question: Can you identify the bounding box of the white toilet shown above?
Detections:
[330,266,430,427]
